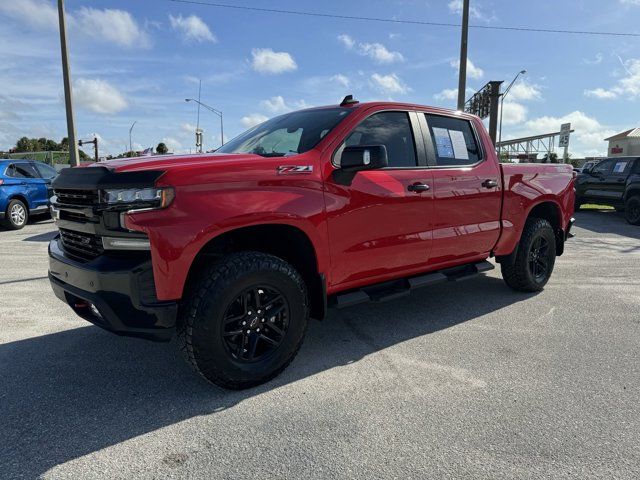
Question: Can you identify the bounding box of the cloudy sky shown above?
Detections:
[1,0,639,157]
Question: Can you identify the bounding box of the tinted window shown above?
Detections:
[612,160,631,174]
[344,111,417,168]
[633,159,640,174]
[592,159,615,175]
[6,163,38,178]
[35,162,58,179]
[424,114,481,166]
[217,108,351,157]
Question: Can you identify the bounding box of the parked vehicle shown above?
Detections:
[575,157,640,224]
[0,159,58,230]
[48,98,576,389]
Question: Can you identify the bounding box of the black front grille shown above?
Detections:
[55,189,99,207]
[59,228,104,260]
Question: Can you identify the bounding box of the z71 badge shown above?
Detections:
[277,165,313,175]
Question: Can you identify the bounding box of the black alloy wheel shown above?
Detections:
[528,236,551,283]
[221,285,289,363]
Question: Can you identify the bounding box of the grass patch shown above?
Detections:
[581,204,615,210]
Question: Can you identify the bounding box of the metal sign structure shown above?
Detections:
[495,127,575,162]
[464,81,503,143]
[558,123,571,148]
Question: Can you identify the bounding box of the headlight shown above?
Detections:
[100,187,174,210]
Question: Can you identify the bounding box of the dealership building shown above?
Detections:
[605,128,640,157]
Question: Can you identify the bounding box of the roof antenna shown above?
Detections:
[340,94,359,106]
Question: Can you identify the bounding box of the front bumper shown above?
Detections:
[48,236,177,342]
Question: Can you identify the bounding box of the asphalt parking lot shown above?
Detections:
[1,211,639,479]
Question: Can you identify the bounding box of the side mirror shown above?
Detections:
[339,145,388,172]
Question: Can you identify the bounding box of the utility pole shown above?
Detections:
[57,0,79,167]
[456,0,470,111]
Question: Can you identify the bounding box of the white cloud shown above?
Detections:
[501,102,528,125]
[241,113,269,128]
[508,82,542,101]
[517,111,616,157]
[181,123,197,134]
[261,96,289,114]
[169,14,216,43]
[338,35,404,64]
[620,0,640,5]
[584,88,618,99]
[251,48,297,74]
[73,79,127,114]
[0,0,58,30]
[370,73,410,95]
[434,88,458,101]
[330,74,350,88]
[337,34,355,49]
[583,53,604,65]
[584,58,640,100]
[260,96,311,114]
[448,0,494,22]
[77,7,150,48]
[450,58,484,80]
[161,137,182,153]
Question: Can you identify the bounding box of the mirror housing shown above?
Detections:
[339,145,388,172]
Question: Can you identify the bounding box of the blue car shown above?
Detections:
[0,159,58,230]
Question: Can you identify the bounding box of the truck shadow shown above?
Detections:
[1,275,534,478]
[574,210,640,241]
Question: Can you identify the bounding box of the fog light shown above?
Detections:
[102,236,151,250]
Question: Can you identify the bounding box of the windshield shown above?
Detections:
[217,108,352,157]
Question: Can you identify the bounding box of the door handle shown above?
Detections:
[407,182,430,193]
[482,179,498,189]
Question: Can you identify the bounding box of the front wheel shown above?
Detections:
[2,199,28,230]
[177,252,309,389]
[625,196,640,225]
[500,218,556,292]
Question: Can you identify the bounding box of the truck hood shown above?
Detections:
[97,153,268,173]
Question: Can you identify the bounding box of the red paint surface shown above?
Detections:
[107,102,574,300]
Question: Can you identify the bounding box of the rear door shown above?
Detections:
[418,113,502,266]
[602,158,634,204]
[18,162,49,209]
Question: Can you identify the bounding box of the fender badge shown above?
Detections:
[277,165,313,175]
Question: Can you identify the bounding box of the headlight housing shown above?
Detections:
[100,187,174,210]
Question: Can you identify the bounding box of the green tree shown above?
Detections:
[156,142,168,154]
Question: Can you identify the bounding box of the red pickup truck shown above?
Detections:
[49,98,575,389]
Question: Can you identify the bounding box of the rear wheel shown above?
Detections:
[625,196,640,225]
[500,218,556,292]
[177,252,308,389]
[2,199,28,230]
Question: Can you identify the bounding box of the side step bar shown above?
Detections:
[330,260,494,309]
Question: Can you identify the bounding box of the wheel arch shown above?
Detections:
[185,223,327,320]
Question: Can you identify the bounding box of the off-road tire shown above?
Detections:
[501,218,556,292]
[2,199,28,230]
[625,196,640,225]
[177,252,309,389]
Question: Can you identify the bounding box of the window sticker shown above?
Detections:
[433,127,454,158]
[449,130,469,160]
[613,162,627,173]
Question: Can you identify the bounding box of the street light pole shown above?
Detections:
[57,0,79,167]
[456,0,470,111]
[185,99,224,149]
[129,120,137,153]
[497,70,527,157]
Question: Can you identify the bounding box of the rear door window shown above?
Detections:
[5,163,38,178]
[424,114,481,166]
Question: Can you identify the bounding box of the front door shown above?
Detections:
[324,110,433,289]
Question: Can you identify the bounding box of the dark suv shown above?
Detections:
[575,157,640,225]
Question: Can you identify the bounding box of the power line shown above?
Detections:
[168,0,640,38]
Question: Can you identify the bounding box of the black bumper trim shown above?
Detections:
[49,238,177,342]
